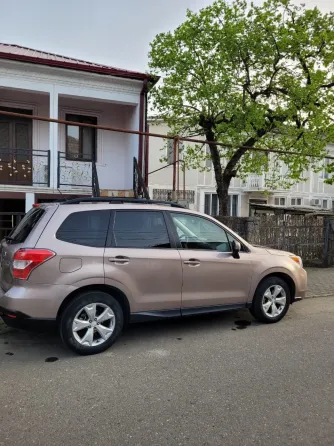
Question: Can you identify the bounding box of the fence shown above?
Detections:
[216,214,334,267]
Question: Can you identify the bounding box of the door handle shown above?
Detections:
[108,256,129,265]
[184,259,201,266]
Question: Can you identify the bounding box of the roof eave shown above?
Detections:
[0,52,159,84]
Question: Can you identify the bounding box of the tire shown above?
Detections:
[59,290,124,355]
[250,276,291,324]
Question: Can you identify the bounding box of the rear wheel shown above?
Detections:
[59,290,124,355]
[250,276,291,323]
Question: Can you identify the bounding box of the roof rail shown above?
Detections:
[60,197,185,208]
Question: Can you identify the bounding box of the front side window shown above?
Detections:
[66,114,97,161]
[56,210,110,247]
[113,211,171,249]
[171,213,231,252]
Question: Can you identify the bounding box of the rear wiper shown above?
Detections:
[4,236,15,242]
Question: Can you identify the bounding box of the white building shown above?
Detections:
[148,121,334,216]
[0,43,154,219]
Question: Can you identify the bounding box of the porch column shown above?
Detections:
[49,87,58,190]
[25,193,35,212]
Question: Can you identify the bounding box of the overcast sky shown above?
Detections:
[0,0,332,73]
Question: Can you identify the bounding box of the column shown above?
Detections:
[49,86,58,190]
[25,192,35,212]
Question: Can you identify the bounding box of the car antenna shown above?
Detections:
[57,189,69,202]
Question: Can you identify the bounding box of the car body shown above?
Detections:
[0,198,307,355]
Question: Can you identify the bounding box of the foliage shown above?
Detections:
[148,0,334,214]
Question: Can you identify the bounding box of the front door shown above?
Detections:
[168,212,253,312]
[104,210,182,315]
[0,107,33,186]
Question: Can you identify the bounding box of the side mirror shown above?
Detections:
[232,240,241,259]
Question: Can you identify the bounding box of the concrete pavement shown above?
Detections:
[0,297,334,446]
[306,267,334,297]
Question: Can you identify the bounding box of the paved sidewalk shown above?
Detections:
[306,267,334,297]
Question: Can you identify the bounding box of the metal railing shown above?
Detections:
[0,212,25,239]
[57,152,92,189]
[0,149,50,187]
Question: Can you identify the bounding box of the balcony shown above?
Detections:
[0,149,50,187]
[243,175,264,191]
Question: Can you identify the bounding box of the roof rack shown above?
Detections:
[60,197,185,208]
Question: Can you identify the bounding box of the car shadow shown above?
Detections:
[0,308,258,361]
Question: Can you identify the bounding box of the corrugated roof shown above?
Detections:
[0,43,158,83]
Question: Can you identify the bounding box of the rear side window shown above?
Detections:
[113,211,171,249]
[9,208,45,244]
[56,210,110,247]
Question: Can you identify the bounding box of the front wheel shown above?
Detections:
[250,276,291,323]
[59,290,124,355]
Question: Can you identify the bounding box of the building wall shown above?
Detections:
[148,122,334,216]
[0,59,144,204]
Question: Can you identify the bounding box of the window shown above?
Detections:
[323,199,328,209]
[56,210,110,247]
[291,198,302,206]
[205,145,212,169]
[8,207,45,244]
[204,193,238,216]
[171,213,231,252]
[320,158,330,180]
[274,197,286,206]
[113,211,171,249]
[66,114,97,161]
[166,141,184,165]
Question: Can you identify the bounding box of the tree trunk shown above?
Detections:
[206,129,232,216]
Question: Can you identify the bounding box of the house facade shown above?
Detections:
[0,43,154,223]
[148,121,334,216]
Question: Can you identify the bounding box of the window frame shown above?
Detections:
[65,113,97,162]
[106,210,178,249]
[166,211,248,253]
[274,197,286,206]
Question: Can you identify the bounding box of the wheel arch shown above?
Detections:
[254,272,296,303]
[56,284,131,325]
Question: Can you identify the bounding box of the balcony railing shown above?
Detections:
[57,152,92,189]
[243,175,264,190]
[0,149,50,187]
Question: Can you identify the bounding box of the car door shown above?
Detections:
[168,212,253,313]
[104,209,182,315]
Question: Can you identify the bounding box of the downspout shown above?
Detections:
[144,84,149,187]
[138,79,148,179]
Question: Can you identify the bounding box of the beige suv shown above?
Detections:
[0,198,307,355]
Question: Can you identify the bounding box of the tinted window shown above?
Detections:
[9,207,45,244]
[113,211,171,249]
[56,210,110,247]
[171,213,231,252]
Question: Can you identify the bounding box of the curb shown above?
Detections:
[306,293,334,299]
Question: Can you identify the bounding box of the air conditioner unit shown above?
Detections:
[311,199,321,207]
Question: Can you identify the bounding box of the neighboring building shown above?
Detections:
[0,43,155,222]
[148,121,334,216]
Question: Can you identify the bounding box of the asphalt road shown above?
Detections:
[0,297,333,446]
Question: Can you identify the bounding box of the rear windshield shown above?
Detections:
[8,208,45,244]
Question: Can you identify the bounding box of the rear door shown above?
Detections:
[104,210,182,314]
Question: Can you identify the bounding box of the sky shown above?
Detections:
[0,0,332,74]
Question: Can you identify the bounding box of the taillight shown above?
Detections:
[12,249,55,280]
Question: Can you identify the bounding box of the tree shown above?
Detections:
[148,0,334,215]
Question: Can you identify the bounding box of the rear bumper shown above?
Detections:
[0,306,56,332]
[0,283,74,319]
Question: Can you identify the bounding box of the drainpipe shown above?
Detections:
[138,79,148,179]
[144,85,149,187]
